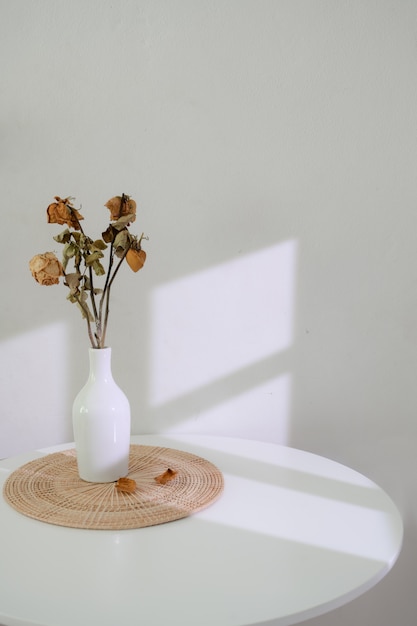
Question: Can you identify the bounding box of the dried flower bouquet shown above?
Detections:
[29,194,147,349]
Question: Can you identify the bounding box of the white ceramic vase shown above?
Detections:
[72,347,131,483]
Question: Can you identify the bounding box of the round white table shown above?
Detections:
[0,434,402,626]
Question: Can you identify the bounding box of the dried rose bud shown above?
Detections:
[29,252,64,286]
[105,195,136,223]
[155,468,178,485]
[115,477,137,493]
[47,196,84,230]
[126,248,146,272]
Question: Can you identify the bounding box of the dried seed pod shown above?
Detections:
[126,248,146,272]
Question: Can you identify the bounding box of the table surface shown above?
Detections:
[0,434,403,626]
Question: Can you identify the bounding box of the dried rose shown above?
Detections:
[126,248,146,272]
[105,195,136,223]
[29,252,64,286]
[47,196,84,230]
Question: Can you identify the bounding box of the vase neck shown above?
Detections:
[88,347,113,383]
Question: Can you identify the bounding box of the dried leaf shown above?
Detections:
[92,239,107,251]
[92,260,105,276]
[71,231,82,244]
[102,225,116,243]
[83,276,102,294]
[85,251,104,266]
[112,214,136,230]
[113,229,129,252]
[53,228,72,244]
[62,241,78,266]
[64,272,81,291]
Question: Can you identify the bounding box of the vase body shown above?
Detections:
[72,347,131,483]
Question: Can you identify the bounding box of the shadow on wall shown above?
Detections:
[0,322,74,458]
[138,240,298,444]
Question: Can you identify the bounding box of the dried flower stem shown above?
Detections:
[85,309,98,349]
[71,215,100,333]
[98,241,115,332]
[89,265,99,322]
[100,246,130,348]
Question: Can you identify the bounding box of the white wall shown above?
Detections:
[1,1,417,624]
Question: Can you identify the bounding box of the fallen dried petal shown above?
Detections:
[155,468,178,485]
[115,477,137,493]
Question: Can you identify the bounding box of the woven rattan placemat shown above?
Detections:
[3,444,224,530]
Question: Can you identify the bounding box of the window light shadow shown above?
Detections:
[145,240,297,443]
[147,352,292,442]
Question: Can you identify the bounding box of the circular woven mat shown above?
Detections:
[3,445,224,530]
